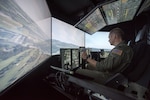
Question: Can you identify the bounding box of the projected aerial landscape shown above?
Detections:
[0,0,51,92]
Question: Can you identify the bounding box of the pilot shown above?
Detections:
[76,28,134,84]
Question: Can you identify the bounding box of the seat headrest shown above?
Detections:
[147,27,150,45]
[135,25,148,42]
[135,24,150,45]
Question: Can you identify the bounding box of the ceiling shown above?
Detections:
[46,0,150,34]
[46,0,108,25]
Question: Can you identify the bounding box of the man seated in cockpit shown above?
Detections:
[76,28,134,84]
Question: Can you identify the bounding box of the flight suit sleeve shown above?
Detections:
[96,48,123,72]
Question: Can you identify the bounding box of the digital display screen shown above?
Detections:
[74,0,142,34]
[72,49,80,68]
[0,0,51,93]
[75,8,106,34]
[102,0,142,25]
[60,49,71,69]
[60,48,80,70]
[60,48,91,70]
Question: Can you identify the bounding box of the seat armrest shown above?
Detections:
[105,73,128,90]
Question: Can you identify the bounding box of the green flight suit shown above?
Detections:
[76,41,133,84]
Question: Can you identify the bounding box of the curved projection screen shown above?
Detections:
[0,0,51,93]
[52,17,85,55]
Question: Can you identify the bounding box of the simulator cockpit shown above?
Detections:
[0,0,150,100]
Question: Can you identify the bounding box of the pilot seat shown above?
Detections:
[105,24,150,100]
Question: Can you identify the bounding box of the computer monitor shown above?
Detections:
[60,48,91,70]
[60,48,80,70]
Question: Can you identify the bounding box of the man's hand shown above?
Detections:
[82,51,97,67]
[81,51,88,60]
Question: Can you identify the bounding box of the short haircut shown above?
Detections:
[110,28,125,40]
